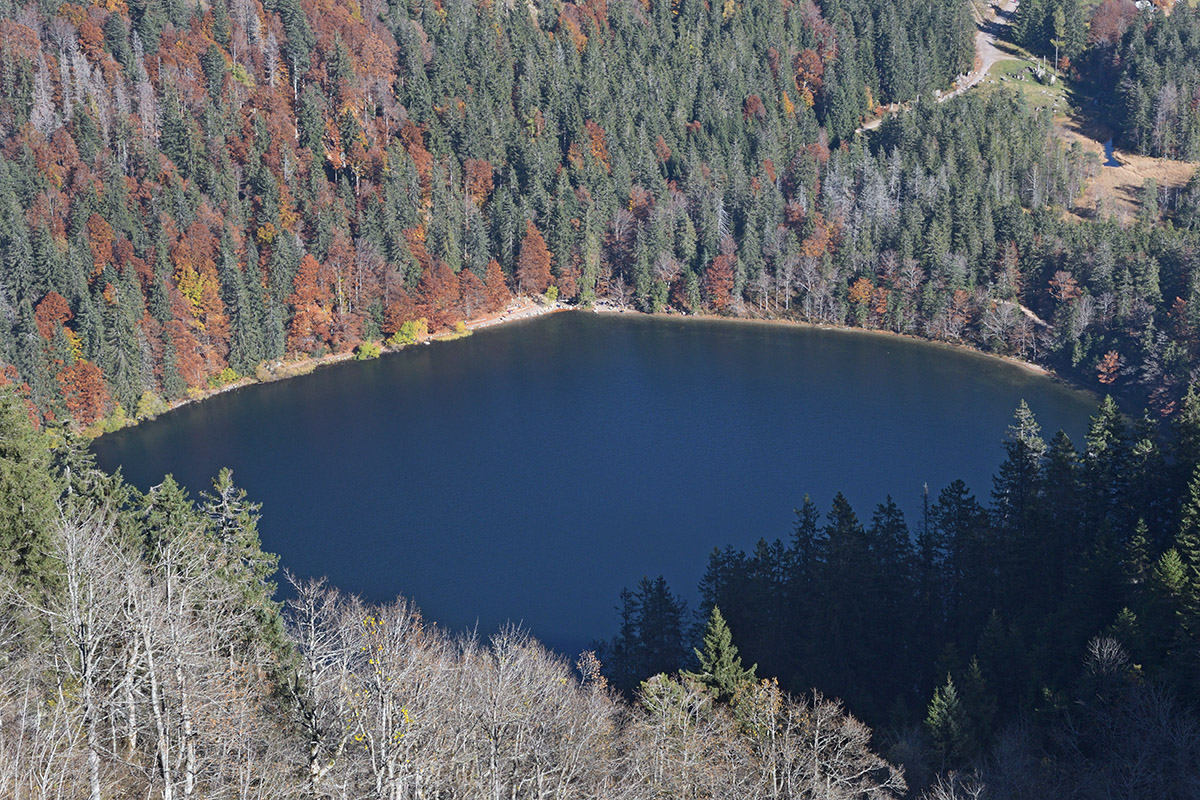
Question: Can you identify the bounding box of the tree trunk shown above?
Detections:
[143,627,175,800]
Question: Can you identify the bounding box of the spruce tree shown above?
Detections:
[0,388,59,597]
[926,673,967,767]
[685,605,756,703]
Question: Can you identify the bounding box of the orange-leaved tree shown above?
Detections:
[287,254,333,354]
[34,292,72,339]
[1098,351,1120,384]
[705,252,736,314]
[517,221,553,296]
[57,360,108,428]
[417,260,460,330]
[459,268,486,319]
[485,259,512,312]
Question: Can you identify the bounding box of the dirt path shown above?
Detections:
[858,0,1019,132]
[950,0,1021,99]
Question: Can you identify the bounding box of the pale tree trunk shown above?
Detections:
[121,618,141,759]
[142,624,175,800]
[45,510,126,800]
[167,603,197,800]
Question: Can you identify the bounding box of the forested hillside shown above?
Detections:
[0,0,1194,430]
[0,0,975,433]
[603,394,1200,796]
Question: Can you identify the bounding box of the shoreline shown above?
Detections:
[92,298,568,438]
[95,298,1097,439]
[590,303,1064,381]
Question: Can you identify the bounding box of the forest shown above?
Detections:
[601,393,1200,796]
[4,0,1200,793]
[0,0,1195,432]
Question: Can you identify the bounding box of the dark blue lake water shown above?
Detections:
[93,312,1098,654]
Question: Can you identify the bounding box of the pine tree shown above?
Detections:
[958,657,996,758]
[200,468,287,657]
[992,401,1046,526]
[926,673,967,767]
[684,605,757,703]
[1172,469,1200,632]
[1174,385,1200,493]
[1083,396,1128,531]
[993,402,1047,613]
[0,388,59,597]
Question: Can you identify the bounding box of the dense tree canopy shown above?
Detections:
[13,0,1192,432]
[604,393,1200,795]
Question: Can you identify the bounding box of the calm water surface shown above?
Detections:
[93,312,1098,653]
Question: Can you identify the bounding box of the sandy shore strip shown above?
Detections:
[439,297,567,336]
[589,302,1058,379]
[103,296,1093,438]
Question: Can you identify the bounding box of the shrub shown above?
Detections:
[355,341,383,360]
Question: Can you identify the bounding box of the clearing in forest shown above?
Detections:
[1057,115,1199,221]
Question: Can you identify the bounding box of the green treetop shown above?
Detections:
[685,605,757,703]
[0,389,59,597]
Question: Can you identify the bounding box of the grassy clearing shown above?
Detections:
[975,58,1074,112]
[1058,113,1199,221]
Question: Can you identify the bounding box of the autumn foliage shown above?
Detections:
[34,292,73,340]
[1097,351,1120,384]
[705,253,736,314]
[288,255,334,354]
[57,361,109,428]
[0,0,1178,432]
[485,260,513,312]
[517,221,554,296]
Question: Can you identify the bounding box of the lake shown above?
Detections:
[92,311,1099,654]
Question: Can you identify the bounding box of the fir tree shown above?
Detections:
[685,605,757,703]
[0,388,59,597]
[926,673,967,767]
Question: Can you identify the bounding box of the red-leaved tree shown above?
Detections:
[517,221,553,296]
[57,360,109,428]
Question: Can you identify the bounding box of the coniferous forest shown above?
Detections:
[4,0,1200,793]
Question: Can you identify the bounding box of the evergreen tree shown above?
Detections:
[684,605,757,703]
[992,402,1046,612]
[1083,396,1128,532]
[604,575,688,691]
[0,388,59,596]
[926,673,967,767]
